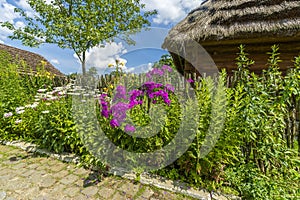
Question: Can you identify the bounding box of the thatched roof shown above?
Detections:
[0,43,64,76]
[162,0,300,76]
[164,0,300,44]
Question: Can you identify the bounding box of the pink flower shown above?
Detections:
[124,124,135,133]
[110,119,119,128]
[187,78,194,83]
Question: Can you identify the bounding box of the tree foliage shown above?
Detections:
[1,0,156,74]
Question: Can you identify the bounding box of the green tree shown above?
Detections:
[1,0,156,75]
[87,66,98,77]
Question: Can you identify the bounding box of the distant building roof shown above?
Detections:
[164,0,300,43]
[162,0,300,76]
[0,43,64,77]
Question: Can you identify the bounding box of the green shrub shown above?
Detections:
[0,46,299,199]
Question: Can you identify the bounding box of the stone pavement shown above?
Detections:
[0,144,196,200]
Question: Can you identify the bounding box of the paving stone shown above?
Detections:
[81,186,99,197]
[1,160,17,165]
[38,157,50,163]
[63,186,81,197]
[36,164,50,171]
[14,167,29,176]
[4,197,17,200]
[137,187,155,199]
[22,186,40,199]
[34,194,55,200]
[59,174,79,185]
[26,163,40,169]
[11,162,26,170]
[6,179,30,191]
[20,169,36,177]
[104,177,124,189]
[98,187,115,199]
[47,159,62,166]
[66,165,76,172]
[39,175,56,188]
[52,170,69,178]
[73,178,84,187]
[8,149,24,154]
[73,167,88,175]
[50,163,66,172]
[0,168,14,176]
[0,191,6,200]
[118,181,140,197]
[72,193,89,200]
[28,171,47,184]
[0,145,220,200]
[112,191,128,200]
[50,183,66,194]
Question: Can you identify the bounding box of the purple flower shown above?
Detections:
[101,109,110,118]
[99,94,111,118]
[146,68,164,78]
[110,119,119,128]
[187,78,194,83]
[113,85,127,101]
[111,102,129,124]
[162,65,172,72]
[128,99,143,109]
[142,82,163,94]
[129,90,144,101]
[146,72,152,79]
[165,84,175,92]
[148,89,171,106]
[151,68,164,76]
[124,124,136,132]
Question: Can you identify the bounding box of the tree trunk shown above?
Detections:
[82,51,86,75]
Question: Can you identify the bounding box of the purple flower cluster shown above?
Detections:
[99,67,175,131]
[128,90,144,108]
[161,65,172,72]
[146,65,173,79]
[141,82,172,106]
[113,85,127,101]
[124,124,136,132]
[99,93,111,118]
[111,102,129,125]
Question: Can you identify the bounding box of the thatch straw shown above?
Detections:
[162,0,300,76]
[163,0,300,44]
[0,44,64,76]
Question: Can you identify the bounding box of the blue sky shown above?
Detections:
[0,0,203,75]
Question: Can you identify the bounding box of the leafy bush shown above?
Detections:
[0,46,299,199]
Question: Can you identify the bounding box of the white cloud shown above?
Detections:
[126,62,153,74]
[0,39,4,44]
[0,1,26,40]
[0,1,20,23]
[50,59,60,65]
[15,21,25,29]
[15,0,31,10]
[15,0,36,18]
[142,0,202,25]
[73,42,128,73]
[0,26,13,40]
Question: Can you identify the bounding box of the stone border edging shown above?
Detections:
[0,140,240,200]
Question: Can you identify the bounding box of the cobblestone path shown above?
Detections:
[0,144,196,200]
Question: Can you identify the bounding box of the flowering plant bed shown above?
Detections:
[1,47,300,199]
